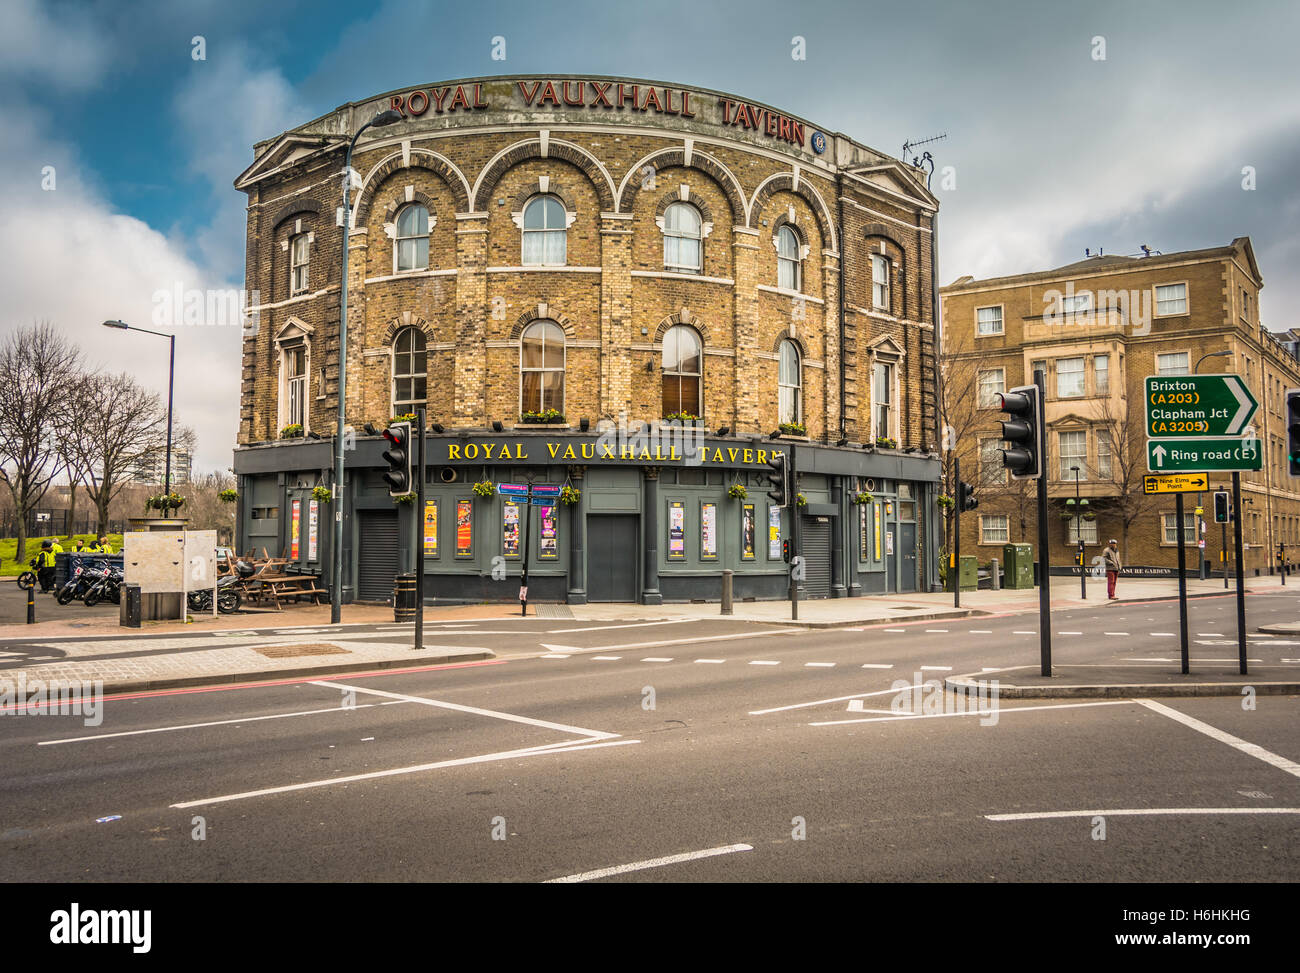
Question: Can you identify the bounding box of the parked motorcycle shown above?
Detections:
[82,562,124,607]
[186,561,254,615]
[56,559,108,606]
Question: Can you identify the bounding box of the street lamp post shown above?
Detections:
[1194,350,1233,580]
[1071,465,1085,598]
[331,108,404,624]
[103,320,174,511]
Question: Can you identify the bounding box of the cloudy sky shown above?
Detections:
[3,0,1297,474]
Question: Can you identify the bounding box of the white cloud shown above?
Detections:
[0,0,111,89]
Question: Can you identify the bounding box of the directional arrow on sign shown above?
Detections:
[1151,444,1168,468]
[1145,374,1259,438]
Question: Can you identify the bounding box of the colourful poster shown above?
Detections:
[289,499,301,559]
[741,503,755,560]
[308,499,319,561]
[424,500,438,557]
[873,502,882,561]
[503,501,520,557]
[701,502,718,560]
[768,505,781,559]
[858,504,868,561]
[456,499,472,556]
[668,501,686,559]
[539,505,558,559]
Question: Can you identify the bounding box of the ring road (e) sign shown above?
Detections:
[1146,374,1260,472]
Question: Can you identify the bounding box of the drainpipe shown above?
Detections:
[837,170,847,442]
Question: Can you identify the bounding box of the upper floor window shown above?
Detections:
[522,196,566,266]
[392,327,427,414]
[1061,292,1092,317]
[1059,430,1087,480]
[778,340,801,424]
[776,226,801,291]
[981,515,1009,544]
[1095,355,1109,394]
[872,360,895,439]
[1155,282,1187,316]
[1056,357,1085,398]
[395,204,430,272]
[977,368,1005,408]
[872,254,891,311]
[521,321,565,414]
[976,306,1003,335]
[1156,351,1190,376]
[1096,428,1113,479]
[282,342,307,429]
[662,325,702,416]
[979,437,1008,486]
[290,234,309,294]
[663,203,702,274]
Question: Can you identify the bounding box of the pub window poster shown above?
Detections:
[700,502,718,560]
[668,501,686,559]
[289,499,301,560]
[858,504,869,561]
[308,499,319,561]
[539,504,559,559]
[424,499,438,558]
[767,504,781,559]
[741,503,755,560]
[873,502,883,561]
[503,501,520,557]
[456,499,473,557]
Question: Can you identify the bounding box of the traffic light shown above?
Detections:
[956,481,978,512]
[381,421,413,496]
[1213,491,1231,524]
[997,384,1043,479]
[765,452,789,507]
[1287,389,1300,477]
[782,539,791,563]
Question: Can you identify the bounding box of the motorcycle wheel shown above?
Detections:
[84,588,102,608]
[217,590,242,614]
[16,571,36,588]
[56,587,76,606]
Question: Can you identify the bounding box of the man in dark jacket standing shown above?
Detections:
[1103,539,1122,600]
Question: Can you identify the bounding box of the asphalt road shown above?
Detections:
[2,589,1297,882]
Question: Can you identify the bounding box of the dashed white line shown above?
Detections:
[968,630,993,634]
[805,662,835,668]
[1198,633,1224,637]
[1013,631,1036,635]
[1058,631,1083,636]
[920,665,952,671]
[640,657,673,663]
[1151,632,1176,637]
[591,656,622,661]
[749,660,780,666]
[883,628,907,633]
[694,658,725,664]
[540,654,570,659]
[860,663,894,669]
[987,808,1300,822]
[544,843,754,883]
[1104,632,1130,636]
[924,629,949,633]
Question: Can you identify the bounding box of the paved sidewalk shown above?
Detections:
[946,663,1300,699]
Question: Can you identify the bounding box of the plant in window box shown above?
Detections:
[559,485,581,506]
[311,486,332,503]
[874,435,897,450]
[778,421,806,436]
[727,482,748,500]
[393,492,416,505]
[795,492,808,509]
[390,413,417,425]
[279,423,303,439]
[218,489,239,504]
[662,411,702,425]
[854,490,876,506]
[521,408,565,424]
[471,480,495,498]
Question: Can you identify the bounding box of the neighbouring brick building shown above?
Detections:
[232,75,941,604]
[941,237,1300,579]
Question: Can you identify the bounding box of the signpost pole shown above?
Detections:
[953,456,960,610]
[1035,369,1052,677]
[1175,491,1189,675]
[521,477,532,617]
[414,406,425,652]
[1222,519,1229,589]
[1232,472,1247,675]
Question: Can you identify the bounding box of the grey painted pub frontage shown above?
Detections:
[232,431,940,605]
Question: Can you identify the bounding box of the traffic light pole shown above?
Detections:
[1232,472,1247,675]
[790,458,800,622]
[1034,370,1052,677]
[521,476,532,616]
[953,456,961,609]
[414,407,425,651]
[1175,490,1189,675]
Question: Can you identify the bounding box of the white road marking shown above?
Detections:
[1198,633,1224,637]
[172,738,641,809]
[1136,699,1300,779]
[640,657,673,663]
[920,665,952,671]
[1058,631,1083,636]
[987,808,1300,822]
[311,680,618,740]
[750,685,915,716]
[540,653,570,659]
[749,660,780,666]
[805,662,835,668]
[544,843,754,883]
[846,700,895,714]
[546,619,696,634]
[1012,631,1036,635]
[542,628,798,656]
[860,663,894,669]
[883,628,907,633]
[591,656,621,661]
[38,700,408,746]
[694,658,725,664]
[1125,657,1262,663]
[968,630,993,634]
[924,629,949,633]
[810,700,1131,726]
[1104,632,1130,636]
[1151,632,1175,637]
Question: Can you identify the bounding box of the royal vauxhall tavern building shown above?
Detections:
[232,76,942,605]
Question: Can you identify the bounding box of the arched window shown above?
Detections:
[392,327,427,413]
[776,225,801,291]
[778,340,801,424]
[521,321,565,414]
[395,204,429,272]
[522,196,566,266]
[662,325,702,417]
[663,202,702,274]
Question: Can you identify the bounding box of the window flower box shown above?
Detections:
[279,423,303,439]
[874,436,898,450]
[521,409,565,424]
[778,421,806,436]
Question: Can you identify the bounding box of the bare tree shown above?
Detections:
[65,372,170,535]
[0,322,83,555]
[1095,391,1160,551]
[937,327,990,554]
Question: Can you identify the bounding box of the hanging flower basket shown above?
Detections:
[311,486,333,503]
[727,483,748,500]
[279,423,303,439]
[874,436,898,450]
[560,484,581,506]
[853,491,875,505]
[1060,511,1074,520]
[218,489,239,504]
[146,492,186,512]
[521,408,565,424]
[393,492,416,505]
[795,493,808,509]
[935,493,953,509]
[472,480,495,498]
[1082,512,1096,521]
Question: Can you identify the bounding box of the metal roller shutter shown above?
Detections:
[356,510,400,602]
[800,517,832,598]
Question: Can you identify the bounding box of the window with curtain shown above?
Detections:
[1067,519,1098,544]
[290,234,309,294]
[776,225,801,291]
[520,320,565,413]
[976,306,1003,335]
[1162,512,1196,544]
[662,325,702,416]
[395,204,430,272]
[283,343,306,428]
[663,202,702,273]
[1056,357,1085,398]
[778,340,801,424]
[1094,355,1109,394]
[1156,351,1190,376]
[977,368,1005,407]
[1059,430,1087,480]
[522,196,566,266]
[392,327,427,413]
[872,254,890,310]
[873,360,894,439]
[981,516,1009,544]
[1155,283,1187,316]
[1096,428,1113,478]
[979,438,1007,486]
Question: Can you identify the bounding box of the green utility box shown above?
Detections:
[1003,543,1034,589]
[946,554,978,591]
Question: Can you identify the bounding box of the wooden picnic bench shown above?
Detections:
[246,573,328,610]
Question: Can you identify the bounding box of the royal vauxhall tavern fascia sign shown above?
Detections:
[376,78,820,151]
[435,434,787,468]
